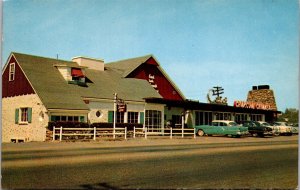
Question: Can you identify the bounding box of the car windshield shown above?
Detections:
[228,122,238,126]
[274,122,287,126]
[261,122,270,126]
[253,122,261,127]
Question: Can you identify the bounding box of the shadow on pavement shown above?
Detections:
[80,182,120,190]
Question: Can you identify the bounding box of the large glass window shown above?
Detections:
[235,113,248,124]
[145,110,162,132]
[172,115,181,125]
[128,112,138,123]
[116,112,124,123]
[215,112,231,120]
[51,115,82,122]
[250,114,263,121]
[195,111,212,125]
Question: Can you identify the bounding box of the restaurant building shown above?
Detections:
[2,52,280,142]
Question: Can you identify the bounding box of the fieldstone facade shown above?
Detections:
[247,87,277,111]
[2,94,48,142]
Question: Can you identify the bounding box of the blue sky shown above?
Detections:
[2,0,299,111]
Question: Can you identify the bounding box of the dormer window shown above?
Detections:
[69,68,87,87]
[9,63,15,81]
[71,68,84,78]
[71,68,85,83]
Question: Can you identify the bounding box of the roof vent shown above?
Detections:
[72,56,104,71]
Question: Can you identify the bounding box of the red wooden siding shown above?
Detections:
[2,56,35,97]
[127,59,183,101]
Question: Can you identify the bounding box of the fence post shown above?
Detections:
[133,126,136,138]
[59,126,62,141]
[182,114,184,138]
[145,127,147,139]
[53,126,55,141]
[125,127,127,140]
[94,127,96,141]
[170,127,173,139]
[194,128,196,139]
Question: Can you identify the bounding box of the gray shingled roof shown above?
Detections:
[12,52,162,110]
[106,54,152,77]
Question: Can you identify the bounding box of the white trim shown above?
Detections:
[83,97,146,104]
[9,62,15,81]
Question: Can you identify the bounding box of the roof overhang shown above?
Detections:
[144,98,281,114]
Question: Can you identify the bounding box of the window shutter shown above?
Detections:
[139,112,144,124]
[108,111,113,123]
[80,116,85,122]
[15,109,19,124]
[27,108,32,123]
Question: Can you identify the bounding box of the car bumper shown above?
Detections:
[263,131,274,136]
[237,131,249,136]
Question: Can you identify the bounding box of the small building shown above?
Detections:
[2,52,280,142]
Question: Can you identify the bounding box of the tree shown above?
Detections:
[278,108,299,124]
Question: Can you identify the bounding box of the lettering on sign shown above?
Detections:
[117,100,127,112]
[233,100,271,110]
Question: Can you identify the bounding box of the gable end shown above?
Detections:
[2,55,35,97]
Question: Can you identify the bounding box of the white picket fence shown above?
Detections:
[52,126,196,141]
[53,127,127,141]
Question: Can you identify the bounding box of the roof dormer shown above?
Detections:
[54,63,88,87]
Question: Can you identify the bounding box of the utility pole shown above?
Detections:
[212,86,224,97]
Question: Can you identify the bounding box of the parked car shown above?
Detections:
[193,120,248,137]
[257,121,280,136]
[289,123,298,135]
[240,121,273,137]
[272,122,293,136]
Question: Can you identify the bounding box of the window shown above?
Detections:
[145,110,162,132]
[195,111,212,125]
[50,115,82,122]
[108,111,144,124]
[128,112,138,123]
[172,115,182,125]
[96,110,102,118]
[250,114,263,121]
[235,113,248,123]
[9,63,15,81]
[15,107,32,124]
[21,108,28,122]
[215,112,231,120]
[117,112,124,123]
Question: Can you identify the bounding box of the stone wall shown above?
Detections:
[247,88,277,111]
[2,94,48,142]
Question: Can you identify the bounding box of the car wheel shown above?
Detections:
[197,130,205,136]
[258,133,264,137]
[252,133,258,137]
[274,132,280,136]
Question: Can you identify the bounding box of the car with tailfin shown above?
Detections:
[192,120,248,137]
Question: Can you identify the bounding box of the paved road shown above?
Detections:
[2,136,298,189]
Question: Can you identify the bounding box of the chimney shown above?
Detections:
[72,56,104,71]
[247,85,277,111]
